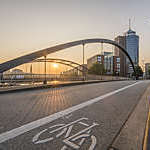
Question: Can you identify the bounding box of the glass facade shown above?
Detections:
[126,30,139,65]
[126,29,139,74]
[104,52,113,74]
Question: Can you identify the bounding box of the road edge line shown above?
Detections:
[143,96,150,150]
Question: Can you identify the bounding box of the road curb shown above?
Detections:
[109,84,150,150]
[0,79,127,94]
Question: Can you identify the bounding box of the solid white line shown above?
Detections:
[0,81,141,143]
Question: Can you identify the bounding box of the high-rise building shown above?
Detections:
[114,21,139,76]
[125,27,139,75]
[114,36,126,76]
[125,29,139,65]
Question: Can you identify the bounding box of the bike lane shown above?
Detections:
[0,81,148,150]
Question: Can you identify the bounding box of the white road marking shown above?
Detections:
[89,135,97,150]
[64,125,73,138]
[64,123,99,141]
[32,118,99,150]
[61,145,67,150]
[33,118,88,144]
[49,118,88,134]
[56,128,67,138]
[32,129,54,144]
[33,118,93,145]
[79,130,91,146]
[63,122,98,149]
[79,122,89,127]
[0,81,141,144]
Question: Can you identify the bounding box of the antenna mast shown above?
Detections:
[129,18,131,30]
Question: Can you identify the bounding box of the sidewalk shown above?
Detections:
[109,84,150,150]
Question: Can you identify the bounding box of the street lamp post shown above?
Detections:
[82,43,86,81]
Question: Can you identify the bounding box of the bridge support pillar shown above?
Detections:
[0,73,3,83]
[101,42,103,55]
[43,55,47,84]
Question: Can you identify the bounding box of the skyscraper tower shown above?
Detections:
[125,19,139,66]
[114,19,139,76]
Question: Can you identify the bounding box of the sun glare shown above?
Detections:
[53,63,58,68]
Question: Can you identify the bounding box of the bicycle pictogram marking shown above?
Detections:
[32,117,99,149]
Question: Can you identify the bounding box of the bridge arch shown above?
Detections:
[0,38,135,74]
[34,58,88,73]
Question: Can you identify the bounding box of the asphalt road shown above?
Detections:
[0,80,149,150]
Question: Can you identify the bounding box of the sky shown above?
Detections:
[0,0,150,71]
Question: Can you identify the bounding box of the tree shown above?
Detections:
[132,65,143,78]
[88,63,105,75]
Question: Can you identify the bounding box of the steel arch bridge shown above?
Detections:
[0,38,135,74]
[34,58,88,73]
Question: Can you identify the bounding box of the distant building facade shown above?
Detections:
[103,52,113,74]
[113,56,121,76]
[87,55,104,69]
[87,52,121,75]
[145,63,150,78]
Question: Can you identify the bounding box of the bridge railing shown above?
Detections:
[0,73,129,86]
[86,74,129,81]
[0,73,84,84]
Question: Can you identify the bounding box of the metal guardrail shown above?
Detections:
[0,73,84,83]
[0,73,129,86]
